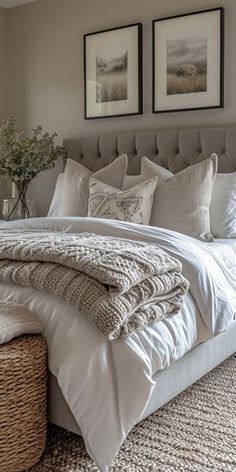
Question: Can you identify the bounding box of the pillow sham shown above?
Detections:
[123,174,143,190]
[210,173,236,238]
[141,154,218,241]
[47,173,64,217]
[122,158,172,190]
[88,176,158,225]
[62,155,128,217]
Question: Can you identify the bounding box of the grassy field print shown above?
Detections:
[96,42,128,103]
[167,30,207,95]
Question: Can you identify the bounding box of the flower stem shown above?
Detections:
[7,182,30,219]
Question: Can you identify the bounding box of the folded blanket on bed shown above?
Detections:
[0,231,189,339]
[0,301,42,344]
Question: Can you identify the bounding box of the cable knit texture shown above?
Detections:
[0,231,189,339]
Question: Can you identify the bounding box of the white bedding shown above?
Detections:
[213,239,236,266]
[0,217,236,471]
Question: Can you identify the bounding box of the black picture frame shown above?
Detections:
[84,23,143,119]
[152,7,224,114]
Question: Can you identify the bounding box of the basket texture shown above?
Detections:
[0,334,47,472]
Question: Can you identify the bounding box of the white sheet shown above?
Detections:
[0,217,236,471]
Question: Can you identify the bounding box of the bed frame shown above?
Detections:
[49,127,236,435]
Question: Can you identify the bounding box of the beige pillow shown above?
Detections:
[123,158,171,190]
[62,155,128,216]
[141,157,173,182]
[88,176,158,225]
[122,174,143,190]
[141,155,218,241]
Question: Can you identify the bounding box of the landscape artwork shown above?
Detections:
[167,30,207,95]
[96,42,128,103]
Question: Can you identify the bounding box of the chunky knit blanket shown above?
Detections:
[0,301,42,344]
[0,231,189,339]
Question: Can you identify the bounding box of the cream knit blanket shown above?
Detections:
[0,231,189,339]
[0,301,42,344]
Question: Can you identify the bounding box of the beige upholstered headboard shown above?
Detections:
[63,128,236,175]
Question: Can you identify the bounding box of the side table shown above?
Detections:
[0,334,47,472]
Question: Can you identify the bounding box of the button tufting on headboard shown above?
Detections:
[63,128,236,175]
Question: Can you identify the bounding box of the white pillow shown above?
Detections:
[141,155,218,241]
[47,173,64,217]
[62,155,127,217]
[88,176,158,225]
[210,173,236,238]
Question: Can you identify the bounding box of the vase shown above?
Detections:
[3,182,37,220]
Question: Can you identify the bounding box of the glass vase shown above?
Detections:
[2,182,37,220]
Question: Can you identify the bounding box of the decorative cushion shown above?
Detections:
[88,177,158,225]
[123,158,172,190]
[210,173,236,238]
[141,155,218,241]
[122,174,143,190]
[61,155,128,217]
[141,157,173,182]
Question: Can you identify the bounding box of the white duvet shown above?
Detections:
[1,217,236,471]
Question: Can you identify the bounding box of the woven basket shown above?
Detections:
[0,334,47,472]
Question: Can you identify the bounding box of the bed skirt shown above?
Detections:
[48,320,236,435]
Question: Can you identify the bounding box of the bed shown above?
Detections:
[1,127,236,472]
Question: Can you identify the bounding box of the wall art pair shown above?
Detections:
[84,7,224,119]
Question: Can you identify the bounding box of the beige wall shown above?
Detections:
[0,7,10,205]
[0,7,7,121]
[6,0,236,215]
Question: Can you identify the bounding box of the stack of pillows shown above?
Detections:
[48,153,236,241]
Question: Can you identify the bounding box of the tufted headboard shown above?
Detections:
[63,128,236,175]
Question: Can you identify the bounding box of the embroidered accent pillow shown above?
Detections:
[88,176,158,225]
[62,155,128,217]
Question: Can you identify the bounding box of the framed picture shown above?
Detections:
[84,23,142,119]
[153,8,224,113]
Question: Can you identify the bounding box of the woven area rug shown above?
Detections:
[29,354,236,472]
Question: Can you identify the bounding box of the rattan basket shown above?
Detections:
[0,334,47,472]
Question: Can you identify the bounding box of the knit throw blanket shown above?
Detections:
[0,231,189,340]
[0,301,42,344]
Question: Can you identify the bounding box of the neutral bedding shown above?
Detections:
[213,238,236,266]
[0,217,236,470]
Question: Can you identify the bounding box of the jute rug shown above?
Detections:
[30,355,236,471]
